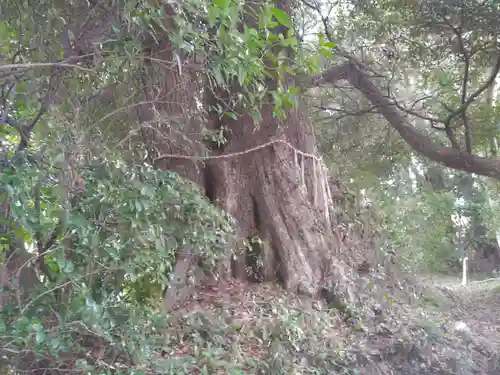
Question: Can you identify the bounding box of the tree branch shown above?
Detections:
[313,104,380,119]
[0,62,94,72]
[16,72,59,152]
[34,176,55,282]
[446,51,500,128]
[308,62,500,179]
[443,15,472,153]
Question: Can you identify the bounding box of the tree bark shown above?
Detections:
[200,81,350,297]
[138,8,205,185]
[152,0,353,301]
[135,5,220,312]
[485,55,498,156]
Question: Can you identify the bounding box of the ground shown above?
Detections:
[153,271,500,375]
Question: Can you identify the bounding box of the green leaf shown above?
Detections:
[237,64,247,86]
[320,40,336,48]
[212,66,224,85]
[62,260,74,274]
[207,5,219,27]
[32,323,46,344]
[135,199,142,212]
[35,329,46,344]
[0,317,6,333]
[69,214,87,227]
[249,110,262,123]
[271,8,292,28]
[224,111,237,120]
[213,0,229,8]
[282,36,297,48]
[318,47,333,57]
[140,184,155,198]
[50,337,61,351]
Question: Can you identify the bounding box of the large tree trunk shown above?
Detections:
[204,106,349,296]
[130,0,353,306]
[201,42,348,297]
[138,10,205,185]
[170,0,353,300]
[136,6,223,311]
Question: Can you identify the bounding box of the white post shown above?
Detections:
[462,257,468,286]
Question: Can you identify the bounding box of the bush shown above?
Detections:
[377,186,459,274]
[0,154,234,373]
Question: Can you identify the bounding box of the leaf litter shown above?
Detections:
[151,271,500,374]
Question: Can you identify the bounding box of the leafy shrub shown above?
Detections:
[377,186,459,274]
[0,154,234,373]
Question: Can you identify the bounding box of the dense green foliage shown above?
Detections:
[310,0,500,274]
[0,153,233,369]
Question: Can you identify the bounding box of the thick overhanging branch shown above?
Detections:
[307,62,500,179]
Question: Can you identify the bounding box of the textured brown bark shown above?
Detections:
[201,93,349,296]
[311,62,500,179]
[253,143,330,291]
[139,8,205,185]
[0,207,39,306]
[135,6,217,312]
[173,0,355,299]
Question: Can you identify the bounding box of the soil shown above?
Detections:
[156,273,500,374]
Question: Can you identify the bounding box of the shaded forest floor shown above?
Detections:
[421,276,500,351]
[154,270,500,375]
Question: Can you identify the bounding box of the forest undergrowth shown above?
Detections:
[156,267,500,375]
